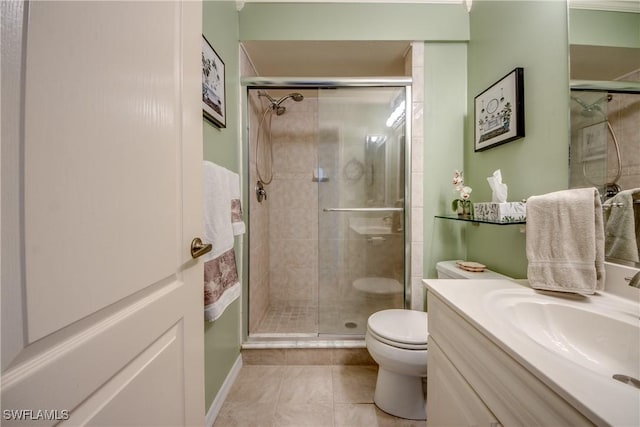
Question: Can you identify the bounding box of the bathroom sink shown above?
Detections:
[348,217,392,235]
[484,288,640,379]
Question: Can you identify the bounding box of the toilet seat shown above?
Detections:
[367,309,428,350]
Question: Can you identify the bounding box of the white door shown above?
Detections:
[1,1,205,426]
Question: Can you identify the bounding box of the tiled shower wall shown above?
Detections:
[268,97,320,308]
[408,42,425,311]
[242,47,270,333]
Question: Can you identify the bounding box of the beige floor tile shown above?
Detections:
[375,406,427,427]
[225,365,285,404]
[334,403,378,427]
[278,366,333,404]
[242,349,287,365]
[214,402,277,427]
[273,402,335,427]
[332,365,377,403]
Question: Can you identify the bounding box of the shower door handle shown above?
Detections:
[323,207,403,212]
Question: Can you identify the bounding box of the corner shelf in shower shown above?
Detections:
[435,215,526,225]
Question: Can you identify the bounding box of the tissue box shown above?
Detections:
[473,202,526,222]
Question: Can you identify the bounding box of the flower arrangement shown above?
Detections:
[451,170,473,216]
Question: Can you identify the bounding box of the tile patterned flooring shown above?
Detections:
[213,364,427,427]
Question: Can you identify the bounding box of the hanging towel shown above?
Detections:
[202,161,244,322]
[603,189,640,263]
[229,169,246,236]
[526,187,605,294]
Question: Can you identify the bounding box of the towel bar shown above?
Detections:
[323,207,403,212]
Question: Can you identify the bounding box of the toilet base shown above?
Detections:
[373,367,427,420]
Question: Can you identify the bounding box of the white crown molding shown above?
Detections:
[569,0,640,13]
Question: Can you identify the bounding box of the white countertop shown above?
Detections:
[423,278,640,427]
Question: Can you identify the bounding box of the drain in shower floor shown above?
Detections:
[344,322,358,329]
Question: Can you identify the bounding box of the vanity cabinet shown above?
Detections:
[427,293,593,427]
[428,338,500,426]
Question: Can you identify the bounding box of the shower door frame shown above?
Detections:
[241,77,412,340]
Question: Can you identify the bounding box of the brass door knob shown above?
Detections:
[190,237,212,259]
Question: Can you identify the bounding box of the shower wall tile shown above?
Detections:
[411,136,423,173]
[265,98,320,309]
[411,242,423,277]
[270,266,317,304]
[411,172,424,207]
[410,277,425,311]
[248,87,271,333]
[411,42,425,311]
[411,41,424,68]
[412,103,424,139]
[411,207,424,243]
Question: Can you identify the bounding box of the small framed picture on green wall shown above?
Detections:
[474,67,525,151]
[202,35,226,128]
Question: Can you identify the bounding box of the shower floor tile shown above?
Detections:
[253,303,318,334]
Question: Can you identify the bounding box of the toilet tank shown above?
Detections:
[436,260,511,280]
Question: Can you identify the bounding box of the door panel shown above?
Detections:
[23,0,182,342]
[1,1,204,425]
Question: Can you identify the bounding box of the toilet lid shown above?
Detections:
[353,277,402,295]
[367,309,429,348]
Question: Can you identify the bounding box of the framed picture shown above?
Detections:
[202,35,226,128]
[474,67,524,151]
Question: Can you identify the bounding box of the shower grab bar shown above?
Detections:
[323,207,403,212]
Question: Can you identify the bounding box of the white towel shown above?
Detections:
[603,189,640,263]
[228,169,246,236]
[526,188,605,294]
[202,161,243,322]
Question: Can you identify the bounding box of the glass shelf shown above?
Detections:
[435,214,526,225]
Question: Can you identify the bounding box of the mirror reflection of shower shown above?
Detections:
[569,90,628,200]
[254,90,304,202]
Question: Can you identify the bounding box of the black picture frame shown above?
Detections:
[474,67,524,151]
[202,35,226,128]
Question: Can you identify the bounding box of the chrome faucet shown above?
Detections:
[627,271,640,288]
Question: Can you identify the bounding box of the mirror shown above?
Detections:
[365,134,388,204]
[568,2,640,265]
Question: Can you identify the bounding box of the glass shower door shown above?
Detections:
[317,86,407,336]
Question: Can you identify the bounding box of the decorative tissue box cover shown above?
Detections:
[473,202,526,222]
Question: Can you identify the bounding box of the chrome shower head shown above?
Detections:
[275,92,304,106]
[571,95,606,118]
[258,91,304,116]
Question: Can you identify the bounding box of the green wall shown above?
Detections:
[465,1,569,278]
[239,3,469,41]
[202,0,242,411]
[570,9,640,48]
[423,42,468,278]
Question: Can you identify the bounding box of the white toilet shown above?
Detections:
[365,260,508,420]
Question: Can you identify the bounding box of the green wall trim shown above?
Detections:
[239,3,469,41]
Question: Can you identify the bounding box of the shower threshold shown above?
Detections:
[243,333,366,350]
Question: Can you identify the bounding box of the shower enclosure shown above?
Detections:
[244,78,411,339]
